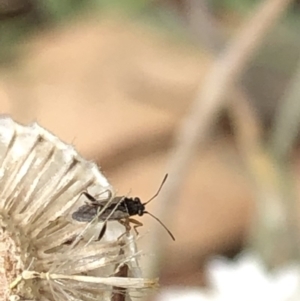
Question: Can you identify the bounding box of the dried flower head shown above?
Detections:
[0,117,157,301]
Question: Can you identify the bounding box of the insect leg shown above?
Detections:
[81,191,98,203]
[117,218,144,241]
[127,218,143,236]
[117,219,131,240]
[96,222,107,241]
[118,218,144,238]
[80,189,113,205]
[118,218,131,231]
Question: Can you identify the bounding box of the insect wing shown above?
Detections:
[72,204,103,222]
[72,197,129,222]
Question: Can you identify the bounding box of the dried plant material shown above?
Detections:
[0,116,157,301]
[112,262,129,301]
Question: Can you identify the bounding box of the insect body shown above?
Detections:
[72,174,175,241]
[72,196,145,222]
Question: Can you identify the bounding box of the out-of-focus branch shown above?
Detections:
[182,0,300,266]
[183,0,300,266]
[271,59,300,160]
[185,0,300,266]
[146,0,293,277]
[230,88,300,267]
[161,0,292,220]
[159,0,225,52]
[257,43,300,266]
[230,89,263,149]
[183,0,225,51]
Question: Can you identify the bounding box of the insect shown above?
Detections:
[72,174,175,241]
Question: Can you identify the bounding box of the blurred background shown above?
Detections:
[2,0,300,299]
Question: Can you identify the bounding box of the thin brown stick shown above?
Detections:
[146,0,293,277]
[183,0,300,267]
[230,89,300,267]
[271,58,300,160]
[182,0,225,51]
[164,0,292,206]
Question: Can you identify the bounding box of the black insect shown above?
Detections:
[72,174,175,241]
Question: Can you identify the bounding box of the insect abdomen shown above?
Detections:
[72,203,130,222]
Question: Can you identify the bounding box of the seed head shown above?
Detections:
[0,116,157,301]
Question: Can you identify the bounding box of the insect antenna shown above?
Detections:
[144,211,175,241]
[143,173,168,206]
[142,174,175,240]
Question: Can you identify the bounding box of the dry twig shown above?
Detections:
[146,0,293,276]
